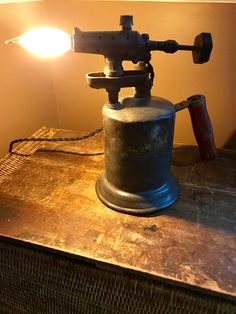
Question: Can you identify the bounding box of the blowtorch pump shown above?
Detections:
[73,15,216,215]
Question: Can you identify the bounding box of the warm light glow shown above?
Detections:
[6,27,71,58]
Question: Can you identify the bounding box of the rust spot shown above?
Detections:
[144,224,158,232]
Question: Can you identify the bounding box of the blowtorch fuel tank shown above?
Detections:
[96,95,179,215]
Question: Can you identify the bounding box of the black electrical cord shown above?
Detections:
[38,149,104,156]
[9,127,103,153]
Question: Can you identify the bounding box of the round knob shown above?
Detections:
[120,15,133,30]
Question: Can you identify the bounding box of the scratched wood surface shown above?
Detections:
[0,129,235,300]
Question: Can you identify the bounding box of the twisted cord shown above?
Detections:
[9,128,103,153]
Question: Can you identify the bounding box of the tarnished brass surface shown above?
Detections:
[0,128,235,300]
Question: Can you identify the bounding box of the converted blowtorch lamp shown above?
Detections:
[9,15,217,215]
[72,15,216,215]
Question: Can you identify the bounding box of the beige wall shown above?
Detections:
[0,2,59,157]
[45,0,236,148]
[1,1,236,157]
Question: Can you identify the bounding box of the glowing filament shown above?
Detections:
[7,27,71,58]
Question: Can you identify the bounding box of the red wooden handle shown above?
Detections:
[187,95,217,160]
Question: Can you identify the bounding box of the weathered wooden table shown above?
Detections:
[0,127,235,313]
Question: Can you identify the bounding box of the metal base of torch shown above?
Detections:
[96,172,179,216]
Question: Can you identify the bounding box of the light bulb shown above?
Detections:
[5,27,72,58]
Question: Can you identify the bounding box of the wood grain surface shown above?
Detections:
[0,129,235,300]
